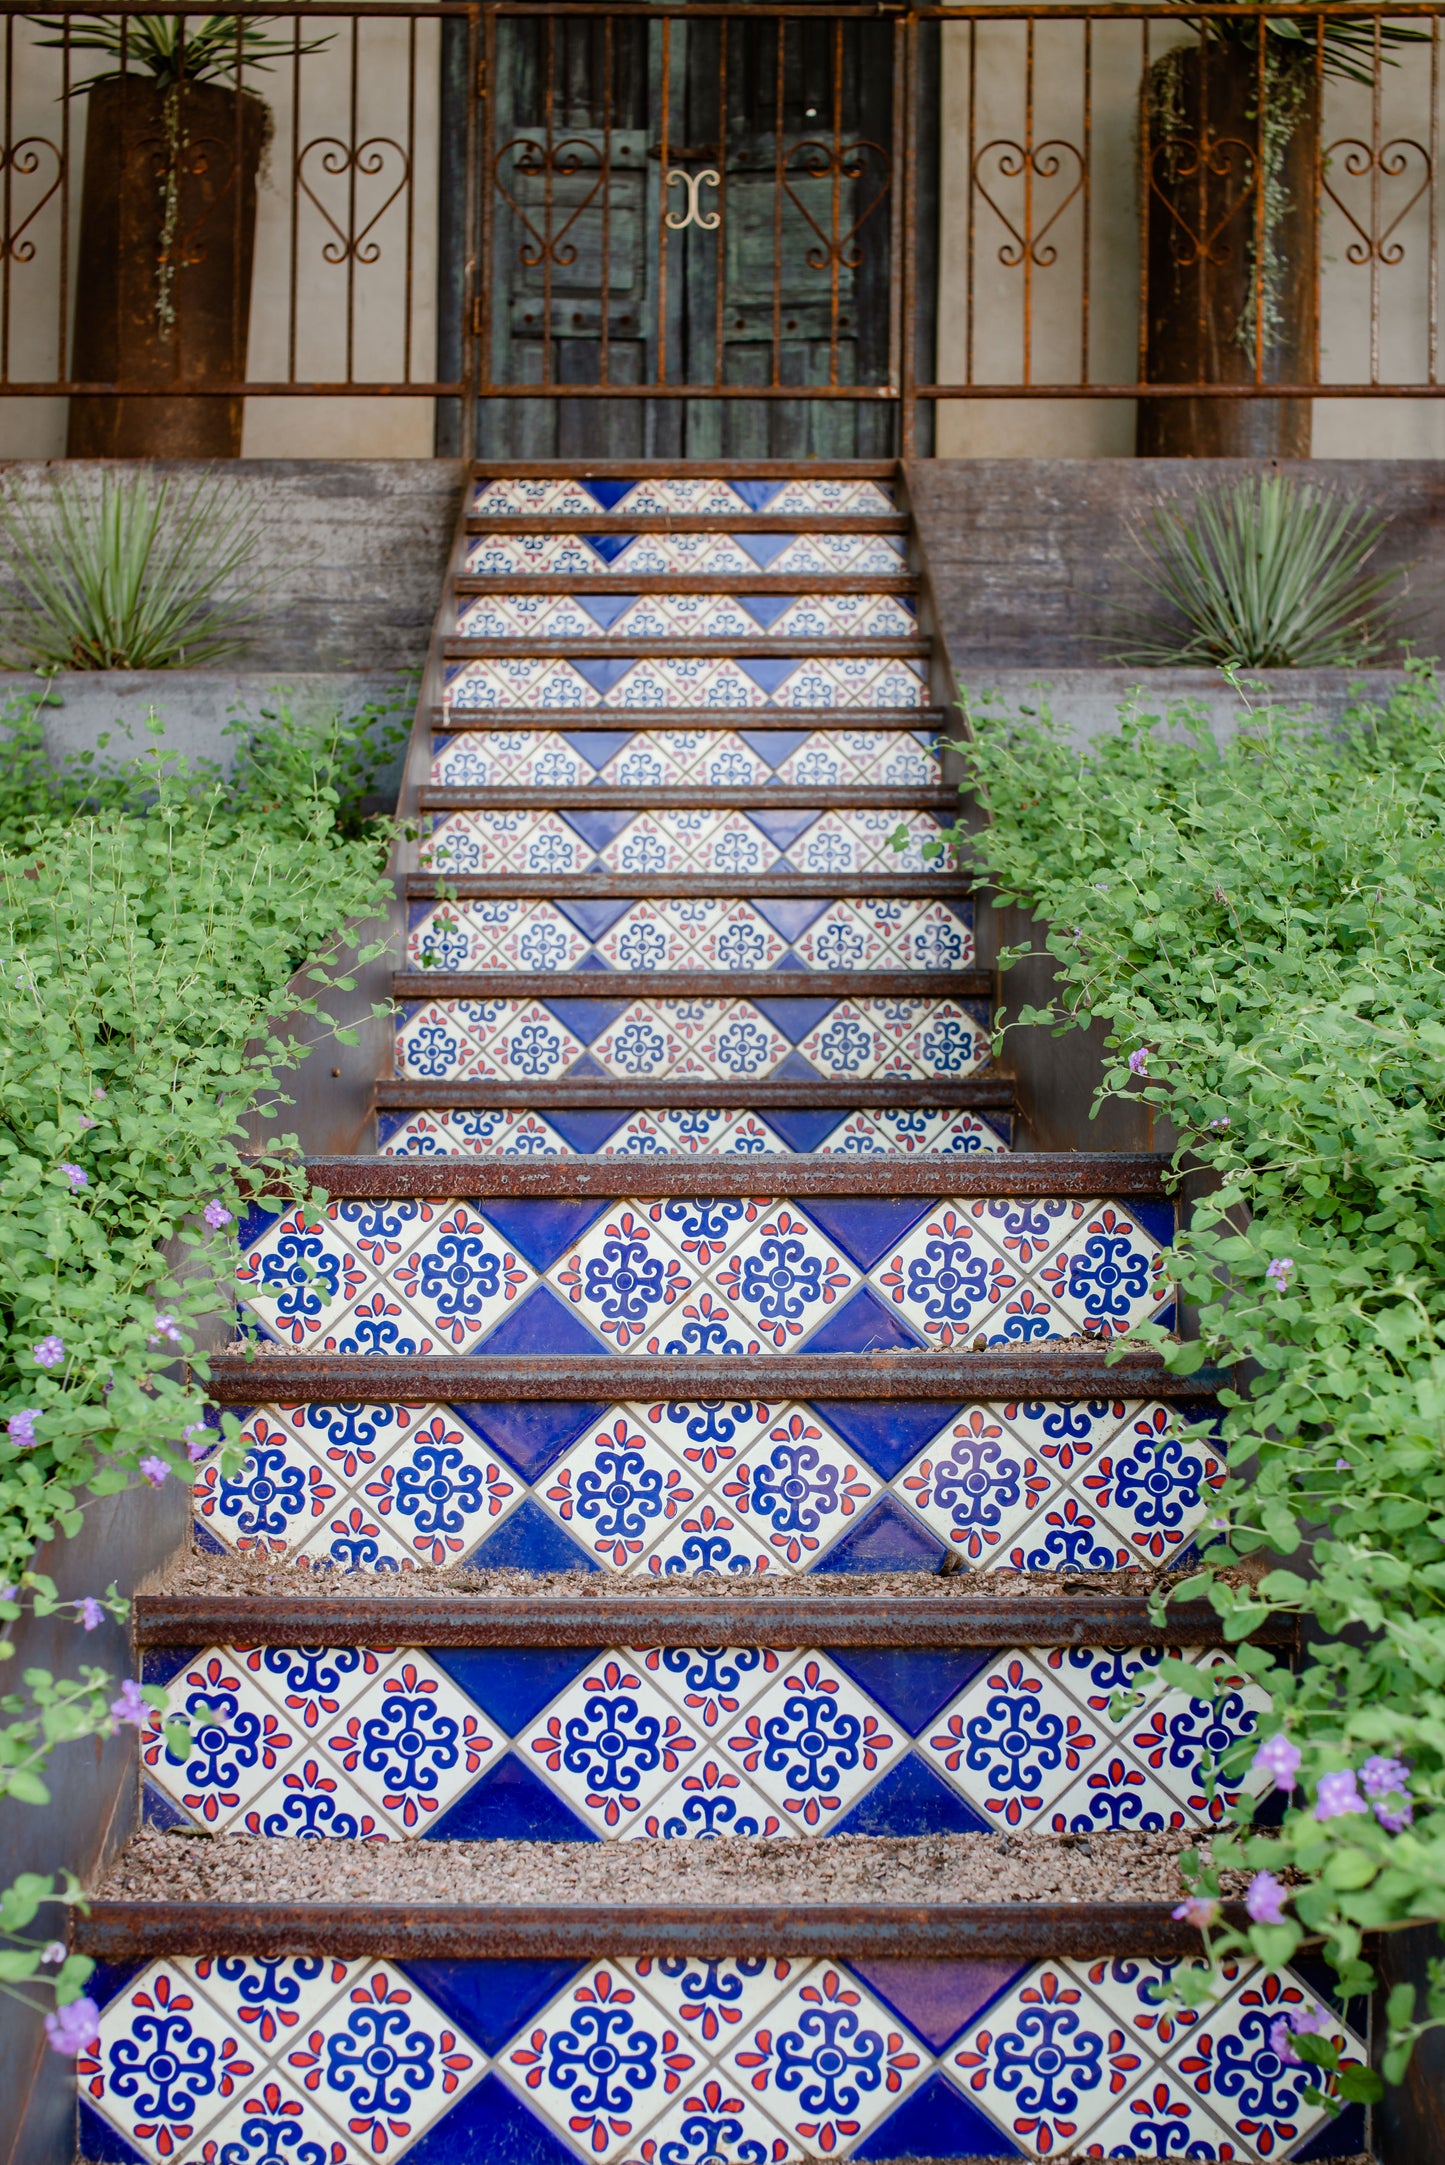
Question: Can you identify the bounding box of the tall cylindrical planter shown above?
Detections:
[67,75,269,459]
[1136,42,1318,457]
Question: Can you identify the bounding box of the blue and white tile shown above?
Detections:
[234,1208,372,1349]
[623,1957,802,2053]
[500,1961,703,2160]
[897,1409,1061,1562]
[194,1407,343,1555]
[630,1759,789,1840]
[378,1107,574,1157]
[709,1209,859,1352]
[631,1644,785,1734]
[420,810,591,878]
[724,1658,905,1827]
[725,1964,928,2150]
[546,1206,698,1349]
[519,1661,705,1832]
[322,1654,502,1831]
[469,478,895,517]
[419,806,955,881]
[1123,1646,1270,1824]
[443,655,930,712]
[142,1652,302,1829]
[455,593,918,641]
[920,1655,1102,1827]
[79,1962,262,2161]
[949,1962,1150,2153]
[538,1410,703,1569]
[1169,1967,1365,2158]
[462,531,908,578]
[239,1754,392,1840]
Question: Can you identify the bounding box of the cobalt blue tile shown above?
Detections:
[830,1753,989,1839]
[565,1051,610,1080]
[477,1286,606,1358]
[739,726,806,764]
[802,1195,934,1271]
[826,1647,995,1733]
[141,1781,197,1833]
[560,809,632,851]
[561,728,631,764]
[573,953,613,972]
[1130,1196,1176,1250]
[819,1399,963,1482]
[753,896,830,942]
[731,480,786,511]
[1295,2106,1367,2160]
[403,2069,581,2165]
[428,1754,597,1842]
[431,1647,600,1733]
[748,807,825,850]
[853,2072,1024,2159]
[735,529,794,568]
[555,897,632,940]
[80,2099,144,2163]
[456,1399,605,1481]
[193,1518,227,1556]
[774,953,810,973]
[236,1201,280,1251]
[577,593,636,630]
[463,1495,599,1573]
[850,1959,1026,2052]
[581,530,634,560]
[803,1286,927,1354]
[766,1108,849,1153]
[478,1197,610,1271]
[90,1959,149,2013]
[818,1492,948,1571]
[581,480,636,511]
[407,900,436,932]
[570,655,634,697]
[399,1959,584,2056]
[772,1048,833,1083]
[539,994,628,1042]
[738,593,795,629]
[546,1109,633,1154]
[752,994,836,1039]
[139,1648,200,1689]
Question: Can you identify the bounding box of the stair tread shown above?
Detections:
[373,1077,1015,1106]
[419,786,952,808]
[455,573,919,594]
[283,1150,1164,1196]
[406,875,970,899]
[445,637,931,658]
[430,708,948,730]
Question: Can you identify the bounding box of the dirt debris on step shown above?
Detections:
[95,1829,1248,1909]
[141,1545,1256,1604]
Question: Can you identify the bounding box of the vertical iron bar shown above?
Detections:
[543,10,555,388]
[1311,13,1323,383]
[1023,15,1034,385]
[477,4,495,403]
[600,11,612,386]
[404,15,417,382]
[901,6,920,455]
[3,14,13,384]
[771,14,785,389]
[966,17,977,387]
[1080,17,1092,385]
[887,11,905,394]
[1253,9,1265,386]
[1431,16,1440,384]
[1370,12,1383,384]
[233,15,245,403]
[828,16,842,388]
[289,15,301,382]
[714,17,728,389]
[346,12,360,382]
[1136,16,1150,389]
[656,9,669,386]
[58,17,71,393]
[461,3,481,453]
[1196,21,1207,399]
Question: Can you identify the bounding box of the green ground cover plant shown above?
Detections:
[0,688,395,2048]
[920,662,1445,2099]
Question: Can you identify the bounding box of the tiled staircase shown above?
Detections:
[76,467,1370,2165]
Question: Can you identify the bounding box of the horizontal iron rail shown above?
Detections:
[74,1899,1255,1965]
[130,1593,1294,1649]
[428,709,947,730]
[373,1076,1014,1108]
[390,969,990,1000]
[270,1148,1165,1193]
[464,518,911,535]
[454,576,919,595]
[404,875,969,897]
[203,1348,1220,1399]
[416,787,952,808]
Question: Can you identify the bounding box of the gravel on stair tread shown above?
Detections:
[144,1549,1248,1603]
[97,1830,1244,1908]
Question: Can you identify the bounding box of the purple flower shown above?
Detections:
[1266,1256,1295,1293]
[0,1584,15,1604]
[1252,1734,1302,1791]
[148,1313,182,1347]
[1314,1768,1368,1821]
[1246,1871,1288,1926]
[32,1336,64,1369]
[77,1597,103,1632]
[1171,1896,1219,1930]
[1336,1457,1350,1472]
[109,1678,149,1728]
[186,1436,210,1464]
[59,1163,87,1190]
[1361,1755,1414,1831]
[76,1115,97,1132]
[1209,1116,1231,1129]
[93,1087,106,1099]
[44,1996,99,2057]
[40,1942,66,1966]
[7,1409,37,1449]
[1128,1048,1149,1077]
[204,1199,233,1230]
[1269,2005,1329,2064]
[138,1455,169,1488]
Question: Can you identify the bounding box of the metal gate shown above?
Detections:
[474,3,912,458]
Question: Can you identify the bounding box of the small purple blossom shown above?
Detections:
[0,1583,17,1604]
[1266,1256,1296,1293]
[1336,1458,1350,1472]
[1269,2005,1329,2064]
[1361,1755,1414,1831]
[1128,1047,1150,1077]
[1209,1116,1231,1129]
[148,1313,182,1347]
[93,1087,105,1099]
[58,1162,87,1190]
[186,1436,210,1464]
[77,1597,103,1632]
[44,1997,99,2056]
[40,1942,66,1966]
[1314,1768,1368,1821]
[1252,1734,1302,1792]
[1171,1896,1219,1930]
[76,1114,97,1131]
[138,1455,169,1489]
[1245,1871,1288,1926]
[109,1678,149,1728]
[204,1198,233,1230]
[32,1336,64,1369]
[7,1409,37,1449]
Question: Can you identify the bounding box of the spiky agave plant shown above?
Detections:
[0,466,270,670]
[1116,474,1410,671]
[33,14,329,91]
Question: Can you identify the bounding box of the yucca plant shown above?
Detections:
[0,467,269,670]
[1116,475,1409,670]
[34,14,329,90]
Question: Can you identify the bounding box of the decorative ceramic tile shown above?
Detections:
[463,531,909,577]
[456,593,918,642]
[83,1951,1368,2164]
[420,806,956,879]
[444,654,930,712]
[469,478,896,516]
[519,1659,705,1830]
[725,1660,905,1826]
[323,1655,503,1830]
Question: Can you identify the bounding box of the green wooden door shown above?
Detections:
[478,5,898,459]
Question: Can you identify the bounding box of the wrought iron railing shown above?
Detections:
[0,2,1437,454]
